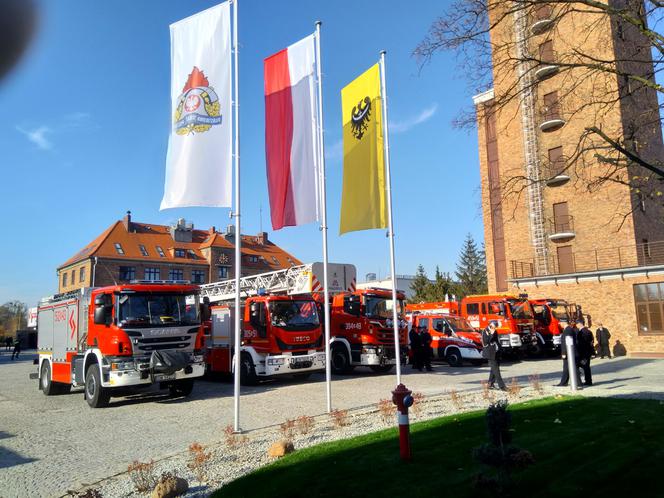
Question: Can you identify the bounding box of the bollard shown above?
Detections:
[565,335,579,391]
[392,383,413,461]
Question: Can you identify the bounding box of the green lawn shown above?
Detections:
[214,396,664,498]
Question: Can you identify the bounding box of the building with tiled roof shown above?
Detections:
[57,212,302,293]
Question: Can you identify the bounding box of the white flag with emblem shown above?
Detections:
[161,2,232,209]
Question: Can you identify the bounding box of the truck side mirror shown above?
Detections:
[200,297,211,322]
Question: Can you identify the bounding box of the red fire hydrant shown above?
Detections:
[392,383,413,461]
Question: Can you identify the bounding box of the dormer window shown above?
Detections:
[139,244,148,257]
[114,243,124,255]
[187,249,198,259]
[174,248,185,258]
[247,255,259,263]
[156,246,165,257]
[271,256,279,264]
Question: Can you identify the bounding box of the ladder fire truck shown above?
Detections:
[199,263,356,384]
[33,282,206,408]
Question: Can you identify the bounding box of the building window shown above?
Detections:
[542,91,561,121]
[139,244,149,257]
[168,269,183,280]
[119,266,136,281]
[634,283,664,335]
[156,246,165,257]
[71,270,76,285]
[643,239,651,259]
[192,270,205,284]
[174,248,185,258]
[62,272,68,287]
[79,267,86,283]
[548,146,564,176]
[271,256,279,264]
[638,193,646,212]
[144,268,160,281]
[616,20,624,40]
[538,40,554,64]
[247,255,259,263]
[218,266,229,279]
[114,243,125,255]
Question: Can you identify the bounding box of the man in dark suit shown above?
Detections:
[557,319,581,387]
[577,323,594,386]
[482,321,506,390]
[419,326,433,372]
[409,323,422,371]
[596,323,612,359]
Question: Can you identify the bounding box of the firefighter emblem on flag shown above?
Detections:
[173,67,223,135]
[350,96,371,140]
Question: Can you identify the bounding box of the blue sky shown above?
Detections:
[0,0,485,307]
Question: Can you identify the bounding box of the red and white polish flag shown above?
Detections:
[264,34,320,230]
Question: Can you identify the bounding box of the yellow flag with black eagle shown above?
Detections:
[339,63,387,234]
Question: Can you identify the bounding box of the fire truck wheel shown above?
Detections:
[239,353,258,386]
[369,365,393,374]
[331,345,352,375]
[85,365,110,408]
[169,379,194,397]
[40,361,56,395]
[445,348,463,367]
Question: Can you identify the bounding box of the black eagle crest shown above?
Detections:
[350,97,372,140]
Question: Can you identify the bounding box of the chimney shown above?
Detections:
[170,218,193,242]
[224,224,236,241]
[122,210,132,231]
[256,232,268,245]
[209,226,216,235]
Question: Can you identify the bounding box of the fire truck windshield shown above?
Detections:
[269,300,320,330]
[550,303,570,321]
[436,316,474,333]
[364,296,404,319]
[118,293,200,327]
[507,299,534,319]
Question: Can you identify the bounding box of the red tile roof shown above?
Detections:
[58,219,302,272]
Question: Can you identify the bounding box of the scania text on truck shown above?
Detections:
[325,287,409,374]
[460,294,537,354]
[200,263,356,384]
[409,313,483,366]
[34,282,206,408]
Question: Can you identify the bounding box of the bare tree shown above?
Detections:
[415,0,664,215]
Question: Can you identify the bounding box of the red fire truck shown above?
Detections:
[33,282,206,408]
[459,294,537,354]
[405,302,482,346]
[326,287,409,374]
[530,298,583,354]
[200,263,356,384]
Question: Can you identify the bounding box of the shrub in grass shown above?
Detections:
[377,399,395,425]
[472,400,535,495]
[188,442,212,484]
[280,419,296,440]
[330,409,350,428]
[223,424,248,450]
[507,377,521,399]
[411,392,425,417]
[529,374,544,394]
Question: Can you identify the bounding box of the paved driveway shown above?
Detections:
[0,350,662,497]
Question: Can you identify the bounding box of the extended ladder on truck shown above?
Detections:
[200,262,357,303]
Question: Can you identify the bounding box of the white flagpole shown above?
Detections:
[379,50,402,386]
[314,21,332,413]
[232,0,242,432]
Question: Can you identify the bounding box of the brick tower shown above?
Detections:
[474,1,664,355]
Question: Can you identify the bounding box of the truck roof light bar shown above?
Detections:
[129,280,191,285]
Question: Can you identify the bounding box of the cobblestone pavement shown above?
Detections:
[0,350,662,497]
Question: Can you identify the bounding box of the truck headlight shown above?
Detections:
[192,354,204,363]
[362,347,377,354]
[267,358,285,365]
[110,360,135,371]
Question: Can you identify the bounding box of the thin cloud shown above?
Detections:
[16,126,53,150]
[390,103,438,133]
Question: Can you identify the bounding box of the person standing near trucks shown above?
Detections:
[419,326,433,372]
[11,338,21,360]
[409,324,422,370]
[577,323,594,386]
[596,323,612,359]
[556,319,581,387]
[482,321,506,390]
[5,337,11,351]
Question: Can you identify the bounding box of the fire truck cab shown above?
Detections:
[206,294,325,384]
[35,283,206,408]
[327,287,409,374]
[460,294,536,353]
[530,298,582,354]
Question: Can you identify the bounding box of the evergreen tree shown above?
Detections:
[410,265,432,302]
[429,266,458,301]
[455,234,488,298]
